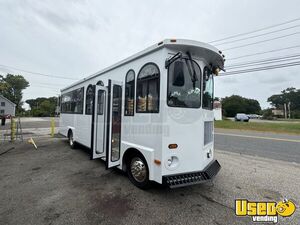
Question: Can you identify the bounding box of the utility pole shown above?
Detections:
[284,103,287,119]
[288,102,291,119]
[56,94,60,116]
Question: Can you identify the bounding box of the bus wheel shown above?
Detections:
[127,154,151,189]
[68,130,76,149]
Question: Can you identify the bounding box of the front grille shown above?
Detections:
[204,121,213,145]
[163,160,221,188]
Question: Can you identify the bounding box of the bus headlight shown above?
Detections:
[207,149,212,158]
[165,156,179,170]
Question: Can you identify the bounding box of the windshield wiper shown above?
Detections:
[165,52,182,68]
[186,51,198,89]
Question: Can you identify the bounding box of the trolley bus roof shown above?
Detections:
[61,39,224,92]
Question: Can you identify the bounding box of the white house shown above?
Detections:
[213,101,222,120]
[0,95,16,117]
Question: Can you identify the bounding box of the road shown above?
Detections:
[0,137,299,225]
[0,118,59,140]
[226,117,300,123]
[215,128,300,164]
[0,117,59,130]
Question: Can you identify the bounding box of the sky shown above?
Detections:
[0,0,299,109]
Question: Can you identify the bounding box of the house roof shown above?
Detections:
[0,95,16,106]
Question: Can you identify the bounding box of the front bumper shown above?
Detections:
[162,160,221,188]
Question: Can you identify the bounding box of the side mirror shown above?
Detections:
[212,65,220,76]
[172,61,185,87]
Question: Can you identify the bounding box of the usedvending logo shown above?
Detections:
[235,199,296,223]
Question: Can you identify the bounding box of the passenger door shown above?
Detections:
[106,80,123,168]
[92,85,107,159]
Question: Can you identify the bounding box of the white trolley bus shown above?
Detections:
[59,39,225,189]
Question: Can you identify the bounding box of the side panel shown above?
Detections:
[60,48,166,183]
[59,85,94,148]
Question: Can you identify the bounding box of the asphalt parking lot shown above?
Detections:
[0,136,299,225]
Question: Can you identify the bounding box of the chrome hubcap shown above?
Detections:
[130,157,146,183]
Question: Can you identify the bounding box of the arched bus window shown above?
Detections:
[96,80,104,86]
[124,70,135,116]
[136,63,160,113]
[85,85,95,115]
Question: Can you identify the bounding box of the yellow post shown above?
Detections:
[50,117,55,137]
[11,117,16,142]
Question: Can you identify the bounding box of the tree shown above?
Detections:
[221,95,261,117]
[261,108,273,120]
[26,96,58,117]
[267,87,300,118]
[0,75,7,92]
[267,94,284,109]
[0,74,29,114]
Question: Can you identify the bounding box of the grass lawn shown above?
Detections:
[215,120,300,135]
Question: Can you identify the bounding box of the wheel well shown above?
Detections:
[122,148,147,172]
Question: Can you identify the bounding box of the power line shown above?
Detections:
[221,62,300,76]
[226,57,300,69]
[30,81,67,87]
[30,83,64,89]
[220,61,300,76]
[1,19,299,82]
[225,61,300,73]
[226,54,300,68]
[214,24,300,46]
[209,17,300,43]
[226,45,300,60]
[223,31,300,51]
[0,64,79,80]
[227,53,300,67]
[31,85,61,91]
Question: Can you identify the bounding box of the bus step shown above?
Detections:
[162,160,221,188]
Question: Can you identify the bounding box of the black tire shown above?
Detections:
[127,153,151,189]
[68,130,76,149]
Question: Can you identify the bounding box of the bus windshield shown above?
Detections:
[167,59,201,108]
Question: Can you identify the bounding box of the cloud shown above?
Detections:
[216,76,239,83]
[0,67,14,75]
[258,75,289,84]
[0,0,299,108]
[0,0,102,32]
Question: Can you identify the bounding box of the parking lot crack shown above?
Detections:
[0,147,15,156]
[198,193,234,211]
